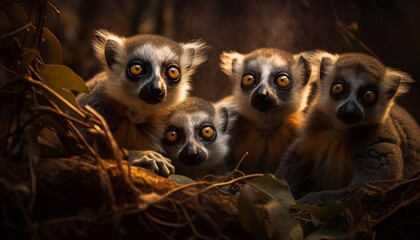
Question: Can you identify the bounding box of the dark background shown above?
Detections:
[46,0,420,122]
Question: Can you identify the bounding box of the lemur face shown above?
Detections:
[317,53,412,125]
[93,30,206,119]
[161,98,229,172]
[220,49,311,119]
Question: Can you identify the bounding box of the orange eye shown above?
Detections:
[200,126,215,139]
[242,74,255,86]
[276,75,290,88]
[331,83,344,95]
[129,64,142,76]
[165,130,178,142]
[363,90,376,103]
[167,66,180,80]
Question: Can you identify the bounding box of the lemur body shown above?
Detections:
[77,30,206,176]
[276,52,420,206]
[161,97,234,179]
[219,49,313,173]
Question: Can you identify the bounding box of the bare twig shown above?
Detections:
[0,23,33,39]
[224,152,248,180]
[24,77,86,118]
[372,193,420,227]
[179,204,213,240]
[145,211,189,228]
[29,106,91,128]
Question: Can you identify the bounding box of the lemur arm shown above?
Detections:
[275,139,309,197]
[296,142,403,206]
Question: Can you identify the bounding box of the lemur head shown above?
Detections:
[220,48,311,122]
[316,52,413,125]
[161,97,231,177]
[93,30,206,122]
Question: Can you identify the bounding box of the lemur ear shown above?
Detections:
[384,69,414,99]
[217,107,229,133]
[320,57,333,82]
[297,55,311,86]
[104,40,120,69]
[93,29,123,70]
[220,51,245,79]
[181,40,207,72]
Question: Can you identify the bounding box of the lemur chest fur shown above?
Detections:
[234,113,301,173]
[106,99,165,152]
[112,118,162,151]
[298,110,353,190]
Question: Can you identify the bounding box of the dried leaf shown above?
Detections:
[40,27,62,64]
[304,229,347,240]
[168,174,196,185]
[290,204,345,221]
[38,64,88,110]
[2,1,28,28]
[238,175,303,240]
[20,48,39,70]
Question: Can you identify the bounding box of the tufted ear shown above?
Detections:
[383,68,414,100]
[220,51,245,79]
[92,29,124,70]
[217,107,229,133]
[320,57,334,82]
[297,55,311,86]
[180,40,207,73]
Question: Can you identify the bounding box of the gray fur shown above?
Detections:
[161,97,234,179]
[276,52,420,206]
[219,49,314,173]
[77,30,206,177]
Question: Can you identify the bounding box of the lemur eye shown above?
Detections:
[129,63,143,76]
[167,66,180,81]
[331,83,344,95]
[242,74,255,86]
[276,74,290,88]
[165,130,178,143]
[363,90,376,103]
[200,126,215,140]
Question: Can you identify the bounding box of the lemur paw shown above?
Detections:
[296,190,344,206]
[129,151,175,177]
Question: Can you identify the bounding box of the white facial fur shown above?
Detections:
[163,110,229,178]
[220,49,310,129]
[93,30,206,123]
[316,52,414,127]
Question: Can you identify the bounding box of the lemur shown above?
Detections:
[160,97,235,179]
[76,30,206,176]
[276,51,420,206]
[219,48,313,174]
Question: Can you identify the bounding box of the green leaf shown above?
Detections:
[38,64,88,110]
[289,204,345,221]
[2,1,28,28]
[304,229,347,240]
[238,175,303,240]
[40,27,62,64]
[168,174,196,184]
[20,48,39,70]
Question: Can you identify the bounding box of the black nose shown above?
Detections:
[337,101,364,124]
[139,80,166,104]
[255,91,270,100]
[150,85,165,98]
[251,88,275,112]
[179,145,204,166]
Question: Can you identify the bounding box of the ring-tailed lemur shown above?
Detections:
[276,51,420,206]
[77,30,206,176]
